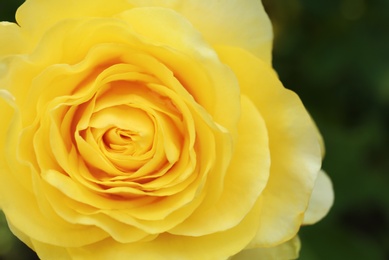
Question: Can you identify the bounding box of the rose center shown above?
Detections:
[102,128,142,155]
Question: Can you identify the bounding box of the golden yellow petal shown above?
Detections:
[0,94,107,247]
[40,170,159,244]
[68,199,263,260]
[41,167,205,235]
[170,96,270,236]
[117,7,240,136]
[0,167,108,247]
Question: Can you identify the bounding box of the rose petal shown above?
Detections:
[16,0,273,63]
[30,238,72,260]
[0,90,35,193]
[41,168,206,235]
[6,222,35,252]
[0,90,16,207]
[116,7,240,136]
[169,96,270,236]
[0,22,26,56]
[0,93,108,247]
[15,0,131,48]
[67,199,263,260]
[231,236,301,260]
[216,46,323,246]
[127,0,273,63]
[303,170,334,225]
[0,164,108,247]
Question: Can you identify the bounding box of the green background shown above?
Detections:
[1,0,388,259]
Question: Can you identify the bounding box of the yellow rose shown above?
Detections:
[0,0,334,259]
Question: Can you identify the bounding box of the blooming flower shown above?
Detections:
[0,0,333,259]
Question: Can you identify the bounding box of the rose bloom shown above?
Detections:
[0,0,333,259]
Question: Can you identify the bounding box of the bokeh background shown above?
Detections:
[1,0,388,259]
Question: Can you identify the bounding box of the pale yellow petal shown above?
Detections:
[127,0,274,63]
[0,90,37,197]
[9,224,72,260]
[303,170,334,225]
[17,0,273,62]
[30,239,72,260]
[0,22,26,56]
[7,222,35,252]
[232,236,301,260]
[216,46,323,246]
[15,0,131,47]
[0,89,16,107]
[0,89,29,191]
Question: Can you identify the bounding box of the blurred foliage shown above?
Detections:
[1,0,388,259]
[263,0,389,259]
[0,0,24,22]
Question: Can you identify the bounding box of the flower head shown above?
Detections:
[0,1,333,259]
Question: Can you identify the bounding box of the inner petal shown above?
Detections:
[90,105,154,156]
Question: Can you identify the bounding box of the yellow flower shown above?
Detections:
[0,0,334,259]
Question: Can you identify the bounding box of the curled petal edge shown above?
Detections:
[303,170,334,225]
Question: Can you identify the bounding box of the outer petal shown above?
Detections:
[8,223,72,260]
[303,170,334,225]
[0,22,27,56]
[116,7,240,134]
[0,90,18,209]
[170,95,270,235]
[16,0,273,64]
[231,236,300,260]
[16,0,130,28]
[15,0,132,49]
[30,239,72,260]
[68,199,263,260]
[0,93,108,247]
[216,46,323,246]
[128,0,274,63]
